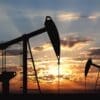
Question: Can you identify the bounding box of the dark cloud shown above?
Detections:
[32,35,93,52]
[6,49,23,56]
[89,48,100,56]
[80,47,100,60]
[34,47,44,51]
[61,36,92,48]
[88,48,100,59]
[33,43,50,52]
[0,49,23,56]
[0,66,18,71]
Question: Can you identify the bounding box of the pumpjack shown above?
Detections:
[0,16,60,94]
[85,58,100,78]
[85,58,100,90]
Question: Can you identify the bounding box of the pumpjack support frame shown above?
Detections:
[0,16,60,94]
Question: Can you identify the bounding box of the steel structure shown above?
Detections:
[0,16,60,94]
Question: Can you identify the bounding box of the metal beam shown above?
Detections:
[22,35,28,94]
[0,27,46,49]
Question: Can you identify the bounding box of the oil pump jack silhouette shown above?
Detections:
[0,16,60,94]
[85,58,100,90]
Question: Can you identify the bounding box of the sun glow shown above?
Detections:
[47,66,58,76]
[47,64,72,77]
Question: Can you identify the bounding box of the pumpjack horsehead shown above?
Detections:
[0,16,60,94]
[85,58,100,78]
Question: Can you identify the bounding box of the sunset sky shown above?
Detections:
[0,0,100,93]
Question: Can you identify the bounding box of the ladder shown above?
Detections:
[95,69,100,90]
[27,40,41,93]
